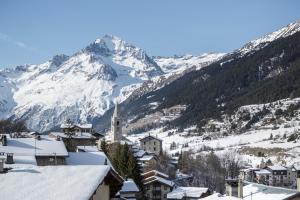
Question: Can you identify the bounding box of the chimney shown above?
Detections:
[226,179,243,198]
[0,158,4,173]
[5,153,14,164]
[0,135,7,146]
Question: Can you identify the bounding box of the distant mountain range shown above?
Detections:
[0,35,223,132]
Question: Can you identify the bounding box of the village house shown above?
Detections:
[0,143,124,200]
[118,178,140,199]
[167,187,211,200]
[50,130,98,152]
[142,170,175,200]
[0,134,68,166]
[266,165,289,186]
[61,122,93,134]
[140,135,163,156]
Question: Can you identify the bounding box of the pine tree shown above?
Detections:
[127,150,143,190]
[100,139,108,155]
[119,143,130,177]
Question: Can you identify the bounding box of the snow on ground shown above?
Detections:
[126,120,300,167]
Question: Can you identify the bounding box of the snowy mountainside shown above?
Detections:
[127,97,300,167]
[0,35,222,132]
[154,53,225,74]
[0,35,165,132]
[108,20,300,133]
[237,20,300,56]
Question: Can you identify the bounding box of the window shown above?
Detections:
[154,147,156,151]
[117,121,119,125]
[164,185,168,190]
[146,185,150,190]
[154,141,156,145]
[49,157,54,162]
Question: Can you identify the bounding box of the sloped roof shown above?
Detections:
[66,152,112,166]
[142,170,169,178]
[143,175,174,187]
[121,179,140,193]
[0,165,111,200]
[167,187,209,199]
[60,123,93,129]
[140,135,162,142]
[268,166,287,171]
[0,135,68,157]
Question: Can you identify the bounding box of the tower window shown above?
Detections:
[117,121,119,125]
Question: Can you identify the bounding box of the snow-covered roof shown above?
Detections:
[133,149,146,157]
[255,169,272,175]
[167,187,209,199]
[140,135,162,142]
[50,132,95,139]
[142,170,169,178]
[138,154,155,161]
[202,182,300,200]
[293,165,300,171]
[0,165,111,200]
[268,165,287,171]
[60,123,93,129]
[120,179,140,193]
[66,152,112,166]
[242,182,299,200]
[201,193,238,200]
[76,145,99,152]
[0,135,68,157]
[143,175,174,187]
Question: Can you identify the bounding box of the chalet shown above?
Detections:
[0,134,68,166]
[142,170,174,200]
[167,187,211,200]
[140,135,162,156]
[61,122,93,134]
[119,178,140,199]
[266,166,288,186]
[49,131,97,151]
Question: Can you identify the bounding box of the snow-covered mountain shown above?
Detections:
[0,35,222,132]
[0,35,165,131]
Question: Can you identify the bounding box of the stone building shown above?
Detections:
[111,103,122,143]
[267,166,288,186]
[140,135,162,156]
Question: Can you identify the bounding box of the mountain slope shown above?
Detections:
[99,20,300,131]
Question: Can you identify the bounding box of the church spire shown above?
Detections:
[111,102,122,143]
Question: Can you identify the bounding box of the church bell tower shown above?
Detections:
[111,103,122,142]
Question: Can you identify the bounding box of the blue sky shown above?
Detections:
[0,0,299,68]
